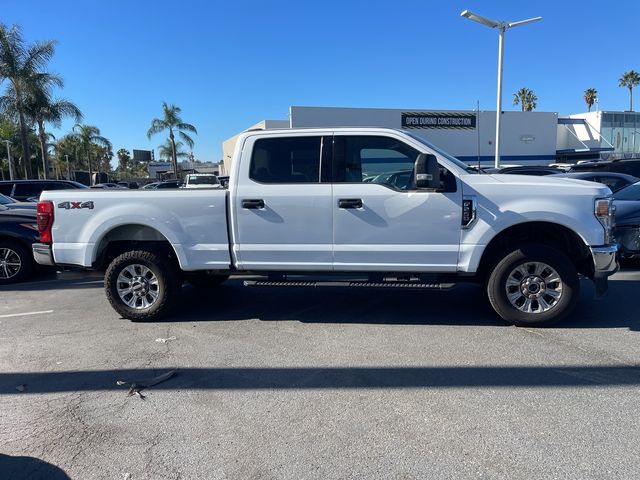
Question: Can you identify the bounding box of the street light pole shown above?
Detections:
[4,140,13,180]
[65,154,70,179]
[460,10,542,169]
[495,25,505,169]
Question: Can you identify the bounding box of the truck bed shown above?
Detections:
[40,189,230,271]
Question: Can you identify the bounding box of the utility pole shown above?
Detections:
[4,140,14,180]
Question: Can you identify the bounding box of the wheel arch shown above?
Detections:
[93,224,183,270]
[476,221,594,281]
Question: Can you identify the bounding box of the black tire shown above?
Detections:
[0,239,33,285]
[185,272,229,288]
[105,250,181,321]
[487,244,580,327]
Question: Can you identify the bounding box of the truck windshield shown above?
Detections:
[402,132,476,173]
[188,175,219,185]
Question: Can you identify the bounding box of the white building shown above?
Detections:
[222,106,639,172]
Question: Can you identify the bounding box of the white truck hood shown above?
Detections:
[463,173,612,198]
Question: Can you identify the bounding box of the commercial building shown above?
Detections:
[222,106,638,172]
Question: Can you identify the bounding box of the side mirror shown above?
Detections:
[415,153,443,190]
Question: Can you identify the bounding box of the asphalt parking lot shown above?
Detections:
[1,267,640,479]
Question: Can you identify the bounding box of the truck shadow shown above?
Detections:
[167,275,640,330]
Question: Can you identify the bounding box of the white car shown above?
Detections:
[33,127,618,326]
[183,174,221,189]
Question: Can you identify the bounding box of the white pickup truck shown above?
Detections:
[33,127,618,326]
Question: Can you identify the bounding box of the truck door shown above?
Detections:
[331,134,462,272]
[233,134,334,270]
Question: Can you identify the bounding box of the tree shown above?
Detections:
[23,84,82,179]
[583,88,598,112]
[147,102,197,178]
[71,124,112,184]
[618,70,640,111]
[513,87,537,112]
[116,148,130,175]
[0,23,57,178]
[158,139,188,162]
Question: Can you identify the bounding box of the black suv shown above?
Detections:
[570,159,640,178]
[0,180,88,201]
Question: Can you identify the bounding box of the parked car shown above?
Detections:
[371,170,413,190]
[183,174,221,189]
[570,159,640,178]
[34,127,618,326]
[612,181,640,259]
[497,166,566,176]
[90,183,127,189]
[156,180,183,189]
[116,181,139,189]
[551,172,639,193]
[0,205,40,284]
[0,193,36,210]
[142,182,160,189]
[0,180,88,201]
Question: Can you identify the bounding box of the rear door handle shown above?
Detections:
[338,198,363,209]
[242,199,265,209]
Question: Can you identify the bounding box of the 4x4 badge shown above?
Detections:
[57,201,94,210]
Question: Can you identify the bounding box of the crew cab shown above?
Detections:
[33,128,619,326]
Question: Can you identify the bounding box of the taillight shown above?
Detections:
[37,201,54,244]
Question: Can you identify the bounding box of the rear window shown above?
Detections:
[0,184,13,196]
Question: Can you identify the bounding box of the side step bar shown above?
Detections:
[244,280,456,290]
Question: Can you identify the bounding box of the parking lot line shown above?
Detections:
[0,310,54,319]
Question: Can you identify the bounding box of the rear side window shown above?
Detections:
[0,184,13,196]
[13,183,45,198]
[250,137,321,183]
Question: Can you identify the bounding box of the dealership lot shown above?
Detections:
[1,268,640,479]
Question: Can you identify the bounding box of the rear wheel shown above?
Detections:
[487,244,579,326]
[105,250,181,321]
[0,240,33,285]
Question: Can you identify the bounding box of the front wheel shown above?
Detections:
[487,244,580,327]
[105,250,181,321]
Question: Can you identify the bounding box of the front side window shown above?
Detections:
[334,136,419,190]
[250,137,321,183]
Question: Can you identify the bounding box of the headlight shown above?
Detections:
[594,198,614,244]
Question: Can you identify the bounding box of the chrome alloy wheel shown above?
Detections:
[116,264,160,309]
[0,247,22,280]
[505,261,563,314]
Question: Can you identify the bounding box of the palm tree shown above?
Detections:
[72,124,112,185]
[116,148,130,175]
[583,88,598,112]
[147,102,197,178]
[513,87,537,112]
[619,70,640,111]
[24,86,82,179]
[0,23,57,178]
[158,139,188,162]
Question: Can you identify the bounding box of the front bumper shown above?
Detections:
[590,244,619,297]
[32,243,55,267]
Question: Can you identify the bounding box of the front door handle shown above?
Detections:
[242,199,265,209]
[338,198,363,209]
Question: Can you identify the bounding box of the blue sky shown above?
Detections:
[3,0,639,164]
